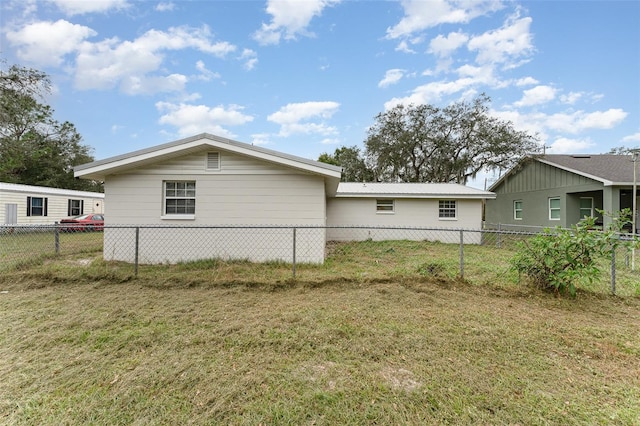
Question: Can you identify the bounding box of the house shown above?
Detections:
[74,133,495,264]
[328,182,495,244]
[1,182,104,225]
[485,154,638,230]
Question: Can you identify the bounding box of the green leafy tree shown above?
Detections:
[511,210,635,296]
[364,94,539,184]
[0,61,101,192]
[318,145,374,182]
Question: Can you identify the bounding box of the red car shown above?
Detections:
[59,214,105,232]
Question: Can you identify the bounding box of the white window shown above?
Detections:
[514,200,523,220]
[376,199,394,213]
[439,200,457,219]
[27,197,47,217]
[164,181,196,215]
[68,199,84,216]
[549,197,561,220]
[579,197,594,219]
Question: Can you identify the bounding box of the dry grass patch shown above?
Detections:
[1,267,639,425]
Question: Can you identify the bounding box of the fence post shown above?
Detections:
[134,227,139,277]
[292,227,297,278]
[497,223,502,248]
[611,246,616,295]
[54,221,60,255]
[459,229,464,279]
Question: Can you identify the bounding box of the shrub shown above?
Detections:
[511,210,635,296]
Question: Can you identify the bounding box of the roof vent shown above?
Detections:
[570,155,591,159]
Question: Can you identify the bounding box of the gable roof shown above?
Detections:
[74,133,342,183]
[336,182,495,199]
[489,154,637,191]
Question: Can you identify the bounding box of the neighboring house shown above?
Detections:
[74,133,495,264]
[1,182,104,225]
[327,182,495,244]
[485,154,638,230]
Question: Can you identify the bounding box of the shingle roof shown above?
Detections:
[539,154,636,185]
[336,182,496,199]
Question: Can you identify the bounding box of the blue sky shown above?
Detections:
[1,0,639,187]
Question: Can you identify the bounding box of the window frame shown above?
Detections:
[579,197,594,219]
[438,200,457,220]
[549,197,561,221]
[376,199,394,214]
[513,200,523,220]
[68,199,84,216]
[162,181,196,220]
[26,196,48,217]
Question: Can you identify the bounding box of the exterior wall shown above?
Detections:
[103,148,327,263]
[485,161,605,228]
[0,184,104,225]
[326,197,484,244]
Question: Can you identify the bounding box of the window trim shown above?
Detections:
[438,199,457,220]
[68,199,84,216]
[376,199,394,214]
[26,196,48,217]
[513,200,523,220]
[579,197,594,219]
[549,197,561,221]
[162,180,196,219]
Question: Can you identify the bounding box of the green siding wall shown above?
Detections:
[486,161,606,228]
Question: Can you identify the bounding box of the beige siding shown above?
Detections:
[1,188,104,225]
[326,198,483,244]
[103,149,327,263]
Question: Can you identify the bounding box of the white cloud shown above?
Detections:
[514,85,557,107]
[268,101,340,137]
[195,61,220,81]
[546,109,628,133]
[156,102,254,138]
[386,0,504,39]
[428,31,469,57]
[515,76,538,86]
[250,133,272,146]
[560,91,583,105]
[253,0,340,45]
[384,77,477,109]
[155,2,175,12]
[467,15,534,67]
[239,49,258,70]
[395,40,415,54]
[50,0,129,15]
[378,69,405,88]
[622,133,640,143]
[74,25,236,92]
[120,73,188,95]
[6,19,96,66]
[547,137,595,154]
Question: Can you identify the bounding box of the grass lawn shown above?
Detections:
[1,247,639,425]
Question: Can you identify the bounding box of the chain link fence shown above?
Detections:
[1,223,638,296]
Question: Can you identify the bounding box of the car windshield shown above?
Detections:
[73,215,91,220]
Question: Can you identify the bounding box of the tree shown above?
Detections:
[364,94,540,184]
[318,146,374,182]
[0,61,101,192]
